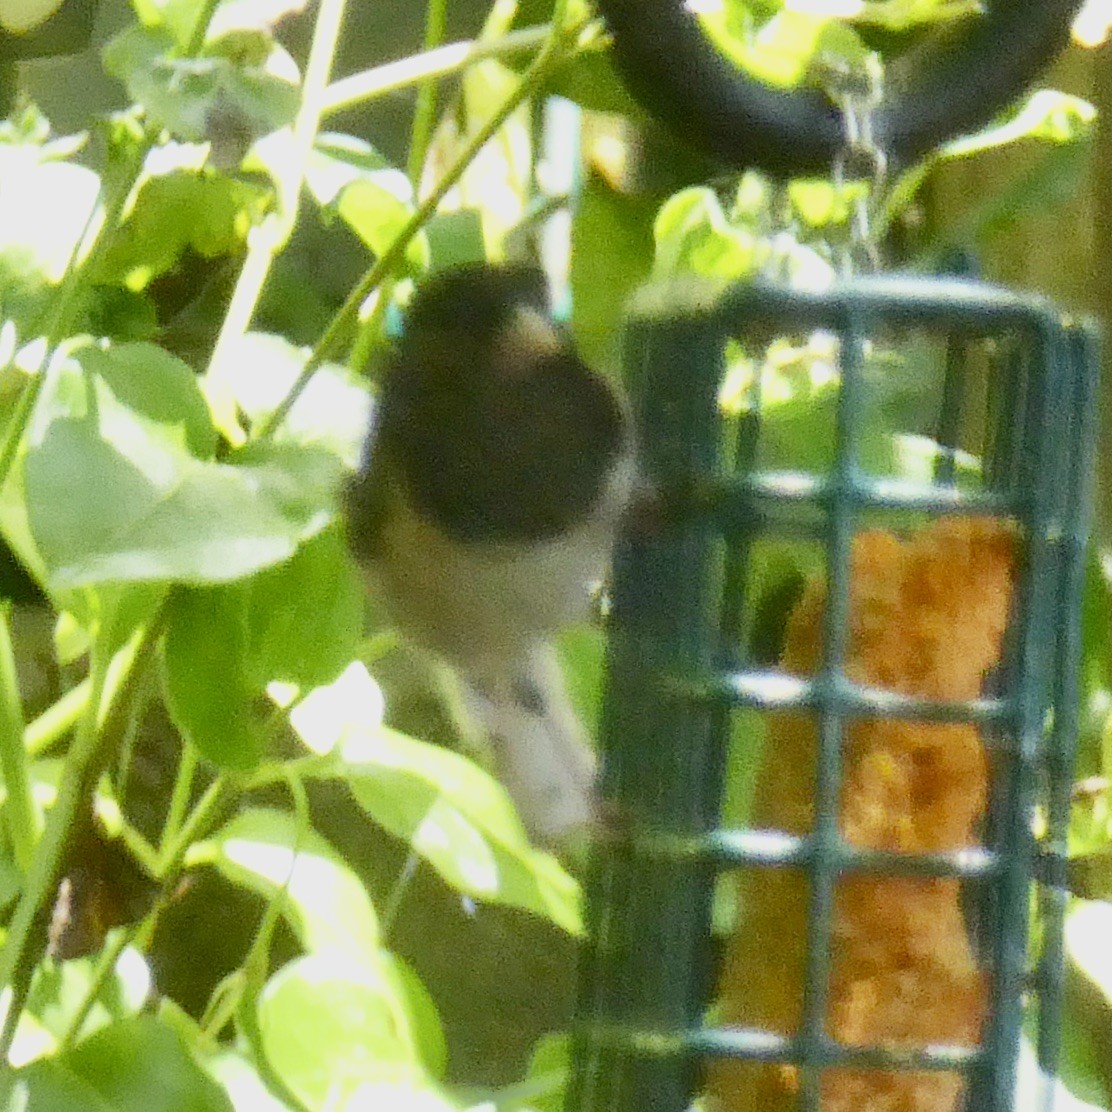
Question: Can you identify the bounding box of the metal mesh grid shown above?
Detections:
[569,276,1100,1112]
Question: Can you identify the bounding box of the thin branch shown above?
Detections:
[320,26,550,117]
[259,11,585,436]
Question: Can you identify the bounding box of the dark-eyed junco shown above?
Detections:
[344,262,635,844]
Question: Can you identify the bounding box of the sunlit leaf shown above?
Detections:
[0,147,101,284]
[1066,900,1112,1002]
[305,133,396,202]
[197,807,380,962]
[853,0,979,29]
[286,664,583,934]
[497,1033,569,1111]
[943,89,1097,160]
[212,331,372,469]
[306,134,428,274]
[17,945,151,1062]
[24,346,339,586]
[203,1049,292,1112]
[699,5,868,89]
[156,1000,295,1112]
[653,187,757,281]
[1074,0,1112,46]
[74,344,217,458]
[1014,1030,1108,1112]
[0,0,65,33]
[96,172,270,291]
[130,0,209,47]
[380,954,448,1081]
[256,954,420,1108]
[334,1082,460,1111]
[788,179,861,228]
[457,60,532,255]
[206,0,309,41]
[284,659,386,755]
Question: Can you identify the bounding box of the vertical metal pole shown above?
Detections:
[1035,324,1100,1107]
[570,309,728,1112]
[795,317,864,1110]
[978,318,1058,1110]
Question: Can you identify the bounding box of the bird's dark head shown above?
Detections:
[360,263,630,545]
[401,261,552,342]
[396,262,568,390]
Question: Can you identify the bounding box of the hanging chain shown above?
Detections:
[821,52,887,275]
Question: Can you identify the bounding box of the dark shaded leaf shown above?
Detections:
[64,1015,233,1111]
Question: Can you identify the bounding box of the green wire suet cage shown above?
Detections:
[570,4,1100,1111]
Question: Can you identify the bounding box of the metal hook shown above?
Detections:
[594,0,1085,177]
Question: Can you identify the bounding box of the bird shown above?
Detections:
[343,262,636,845]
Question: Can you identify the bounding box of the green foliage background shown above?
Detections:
[0,0,1109,1108]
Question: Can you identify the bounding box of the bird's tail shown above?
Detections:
[459,643,598,847]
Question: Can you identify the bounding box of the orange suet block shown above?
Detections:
[705,516,1016,1112]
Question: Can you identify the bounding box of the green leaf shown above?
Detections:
[63,1015,233,1111]
[699,6,868,89]
[75,344,217,458]
[74,286,160,343]
[556,626,604,733]
[103,26,298,145]
[256,953,420,1108]
[163,585,263,768]
[203,1049,293,1112]
[498,1033,569,1111]
[380,953,447,1080]
[852,0,979,29]
[197,807,380,962]
[97,171,270,291]
[1066,900,1112,1005]
[212,331,372,469]
[1014,1031,1108,1112]
[425,210,487,273]
[918,140,1093,266]
[306,134,428,274]
[943,89,1097,160]
[156,1001,296,1112]
[545,51,643,116]
[287,664,583,934]
[25,348,339,586]
[131,0,209,48]
[240,526,363,688]
[0,147,101,284]
[163,528,360,767]
[0,1060,112,1112]
[0,0,65,33]
[19,945,151,1056]
[569,174,655,374]
[653,187,758,281]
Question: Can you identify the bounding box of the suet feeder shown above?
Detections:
[570,4,1101,1111]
